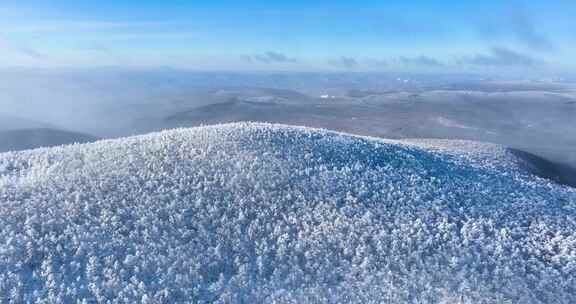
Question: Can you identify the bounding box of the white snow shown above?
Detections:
[0,122,575,303]
[434,116,479,131]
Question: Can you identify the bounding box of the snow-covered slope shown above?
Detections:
[0,123,575,303]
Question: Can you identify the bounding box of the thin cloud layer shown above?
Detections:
[329,57,358,69]
[399,56,444,67]
[244,51,298,64]
[476,5,555,53]
[509,7,554,52]
[461,47,542,67]
[364,58,388,67]
[0,35,43,60]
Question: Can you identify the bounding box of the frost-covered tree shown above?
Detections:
[0,122,574,302]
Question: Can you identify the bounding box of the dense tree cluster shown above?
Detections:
[0,122,574,303]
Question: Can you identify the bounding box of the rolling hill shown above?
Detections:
[0,123,574,303]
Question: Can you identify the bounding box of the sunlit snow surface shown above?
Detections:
[0,123,575,303]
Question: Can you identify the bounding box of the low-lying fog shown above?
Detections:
[1,68,575,185]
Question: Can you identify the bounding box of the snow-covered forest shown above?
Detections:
[0,123,574,303]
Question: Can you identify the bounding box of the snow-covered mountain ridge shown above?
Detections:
[0,122,574,303]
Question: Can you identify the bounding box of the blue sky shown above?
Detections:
[0,0,575,73]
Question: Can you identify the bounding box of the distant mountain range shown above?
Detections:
[0,128,99,153]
